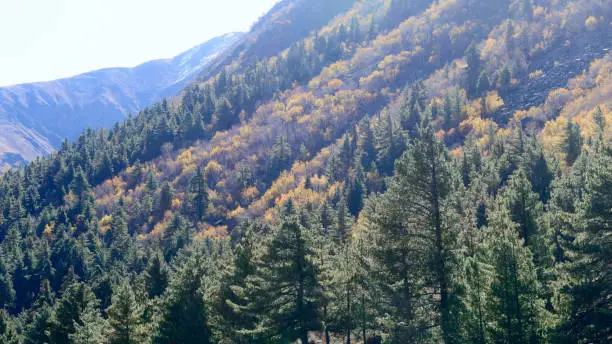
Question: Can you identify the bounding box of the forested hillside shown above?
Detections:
[0,0,610,343]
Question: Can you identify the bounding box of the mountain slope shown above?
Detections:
[0,0,611,343]
[0,32,241,165]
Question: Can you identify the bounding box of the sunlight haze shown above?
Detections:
[0,0,278,86]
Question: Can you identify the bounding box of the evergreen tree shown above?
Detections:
[188,167,209,221]
[144,252,169,299]
[498,65,512,91]
[107,281,148,344]
[23,305,54,344]
[69,308,109,344]
[146,169,158,190]
[363,124,455,342]
[0,310,19,344]
[498,169,552,276]
[477,71,491,95]
[162,214,194,260]
[247,204,321,344]
[592,106,605,136]
[271,135,292,176]
[358,117,377,170]
[105,207,132,261]
[154,254,211,344]
[219,230,258,343]
[157,182,174,216]
[560,143,612,343]
[564,120,583,165]
[50,282,101,344]
[466,44,482,97]
[486,208,544,344]
[0,254,15,309]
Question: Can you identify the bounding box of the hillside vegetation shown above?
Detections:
[0,0,610,343]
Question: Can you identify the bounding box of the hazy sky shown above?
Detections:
[0,0,279,87]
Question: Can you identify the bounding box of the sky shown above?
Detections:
[0,0,279,87]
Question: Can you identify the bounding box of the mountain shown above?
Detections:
[0,32,241,166]
[0,1,611,343]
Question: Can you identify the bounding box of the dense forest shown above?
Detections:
[0,0,610,343]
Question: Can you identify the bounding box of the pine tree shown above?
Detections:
[157,182,174,216]
[0,310,19,344]
[498,65,512,91]
[107,281,148,344]
[219,230,258,343]
[498,169,552,276]
[358,116,377,170]
[271,135,292,176]
[69,308,109,344]
[247,203,321,344]
[592,106,605,136]
[466,44,482,97]
[50,282,101,344]
[0,254,15,309]
[23,304,54,344]
[486,208,544,344]
[564,120,583,165]
[146,169,158,190]
[560,143,612,343]
[144,252,169,299]
[363,124,454,342]
[104,207,132,261]
[162,214,194,260]
[188,167,209,221]
[154,254,211,344]
[477,71,491,95]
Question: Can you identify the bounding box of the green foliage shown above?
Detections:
[0,0,609,343]
[187,167,209,221]
[107,282,148,344]
[154,254,211,344]
[144,252,169,299]
[245,204,321,343]
[564,120,583,165]
[50,282,101,344]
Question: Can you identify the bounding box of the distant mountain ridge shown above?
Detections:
[0,32,241,167]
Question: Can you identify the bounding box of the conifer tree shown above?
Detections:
[247,202,321,344]
[498,169,552,276]
[363,124,455,342]
[50,282,101,344]
[154,254,211,344]
[498,65,512,91]
[188,167,209,221]
[146,170,158,190]
[477,71,491,95]
[107,281,148,344]
[486,208,544,344]
[466,44,482,97]
[564,120,583,165]
[0,310,19,344]
[144,252,169,299]
[357,117,377,169]
[69,307,109,344]
[157,182,174,216]
[560,142,612,343]
[23,304,54,344]
[219,230,258,343]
